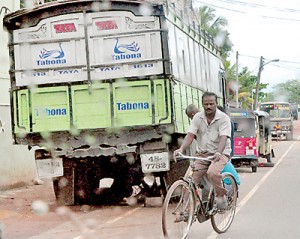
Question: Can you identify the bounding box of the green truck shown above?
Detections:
[3,0,227,205]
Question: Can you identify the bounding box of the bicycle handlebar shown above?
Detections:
[175,152,214,163]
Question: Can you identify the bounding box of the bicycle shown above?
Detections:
[162,153,238,239]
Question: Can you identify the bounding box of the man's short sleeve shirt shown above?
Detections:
[188,109,231,156]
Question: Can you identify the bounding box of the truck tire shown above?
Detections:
[53,158,75,206]
[74,165,97,205]
[251,166,257,173]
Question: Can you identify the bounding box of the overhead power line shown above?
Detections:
[240,54,300,65]
[194,0,246,14]
[193,0,300,22]
[234,54,300,72]
[199,0,300,13]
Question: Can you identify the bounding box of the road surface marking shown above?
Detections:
[0,188,34,199]
[104,207,142,225]
[72,206,142,239]
[207,136,299,239]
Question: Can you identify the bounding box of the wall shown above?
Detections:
[0,0,37,190]
[0,103,36,190]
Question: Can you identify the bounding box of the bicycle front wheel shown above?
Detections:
[162,180,195,239]
[211,173,238,233]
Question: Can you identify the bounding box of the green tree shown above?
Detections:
[264,92,275,102]
[196,5,273,108]
[238,67,269,106]
[237,67,254,109]
[269,79,300,104]
[198,6,227,33]
[223,59,236,101]
[239,92,253,109]
[197,5,232,59]
[224,63,258,109]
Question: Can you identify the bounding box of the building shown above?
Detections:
[0,0,36,190]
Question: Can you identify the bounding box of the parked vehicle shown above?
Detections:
[3,0,227,205]
[260,102,294,140]
[290,103,298,120]
[229,108,258,173]
[254,110,275,166]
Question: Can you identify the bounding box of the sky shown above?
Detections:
[194,0,300,91]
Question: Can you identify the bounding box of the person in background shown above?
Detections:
[185,104,241,186]
[274,122,282,141]
[174,92,231,210]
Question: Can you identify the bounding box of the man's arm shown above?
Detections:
[214,114,231,160]
[217,135,228,154]
[213,135,229,161]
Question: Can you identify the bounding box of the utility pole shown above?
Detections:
[236,51,239,108]
[253,56,264,110]
[253,56,279,110]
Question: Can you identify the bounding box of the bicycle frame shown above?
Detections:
[180,158,216,223]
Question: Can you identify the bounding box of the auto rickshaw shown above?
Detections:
[229,108,258,172]
[254,110,275,166]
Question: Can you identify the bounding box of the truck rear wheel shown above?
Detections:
[53,158,75,206]
[74,163,98,205]
[53,158,98,205]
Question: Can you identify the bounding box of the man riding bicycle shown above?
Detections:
[185,104,241,187]
[174,92,231,210]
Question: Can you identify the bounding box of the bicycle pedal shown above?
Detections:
[216,209,227,214]
[208,207,217,216]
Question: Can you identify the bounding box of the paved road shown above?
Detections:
[1,120,300,239]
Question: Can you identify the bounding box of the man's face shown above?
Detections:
[203,96,217,116]
[187,112,195,120]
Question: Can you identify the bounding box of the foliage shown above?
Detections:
[268,79,300,104]
[196,4,278,109]
[223,62,259,109]
[197,5,232,60]
[264,92,275,102]
[238,92,253,108]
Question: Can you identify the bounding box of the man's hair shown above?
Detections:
[185,104,199,116]
[202,91,218,103]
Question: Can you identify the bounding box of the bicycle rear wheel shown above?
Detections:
[162,180,195,239]
[211,173,238,233]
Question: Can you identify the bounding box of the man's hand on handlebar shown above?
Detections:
[213,152,222,162]
[173,149,183,162]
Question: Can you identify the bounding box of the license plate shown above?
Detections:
[246,149,255,155]
[141,152,169,173]
[35,158,63,178]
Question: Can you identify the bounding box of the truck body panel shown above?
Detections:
[13,11,163,86]
[13,79,170,135]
